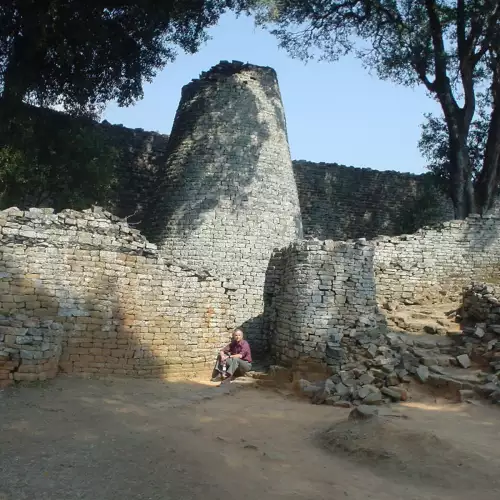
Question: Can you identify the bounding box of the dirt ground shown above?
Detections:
[1,377,500,500]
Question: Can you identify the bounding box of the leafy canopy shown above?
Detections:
[238,0,500,216]
[0,0,231,115]
[240,1,498,90]
[0,105,119,210]
[419,96,490,188]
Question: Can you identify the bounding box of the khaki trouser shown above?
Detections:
[213,355,252,378]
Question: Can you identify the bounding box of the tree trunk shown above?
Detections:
[475,56,500,214]
[428,70,474,219]
[442,101,472,219]
[466,174,476,215]
[476,106,500,214]
[448,138,471,219]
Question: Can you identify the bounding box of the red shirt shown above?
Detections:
[224,340,252,363]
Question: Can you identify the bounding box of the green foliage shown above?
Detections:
[240,1,496,89]
[419,97,490,188]
[399,173,450,232]
[0,1,234,211]
[0,104,119,210]
[0,1,231,115]
[239,0,500,217]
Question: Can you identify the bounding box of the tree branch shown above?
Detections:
[424,0,448,84]
[457,0,468,60]
[424,0,461,119]
[414,58,436,92]
[457,0,476,130]
[473,1,500,64]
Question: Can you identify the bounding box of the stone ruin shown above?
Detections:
[1,61,500,406]
[142,61,303,352]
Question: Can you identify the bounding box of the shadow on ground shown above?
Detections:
[1,376,500,500]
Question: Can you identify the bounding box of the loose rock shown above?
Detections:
[416,365,429,383]
[456,354,471,369]
[381,386,408,402]
[363,391,383,405]
[348,405,379,421]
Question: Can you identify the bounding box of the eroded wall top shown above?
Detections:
[374,214,500,304]
[0,206,157,254]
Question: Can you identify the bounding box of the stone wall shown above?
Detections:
[462,283,500,325]
[1,92,460,246]
[293,161,454,240]
[263,215,500,372]
[101,123,170,224]
[459,283,500,377]
[0,101,169,223]
[0,207,232,387]
[374,215,500,305]
[265,239,384,370]
[143,61,303,353]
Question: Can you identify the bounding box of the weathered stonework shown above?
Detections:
[462,283,500,325]
[102,123,170,224]
[265,239,385,369]
[0,315,62,387]
[293,161,454,240]
[374,215,500,305]
[0,102,170,220]
[0,207,232,386]
[2,60,500,390]
[1,64,462,244]
[459,283,500,383]
[144,61,302,352]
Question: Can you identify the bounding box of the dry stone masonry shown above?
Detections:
[462,283,500,327]
[102,124,170,225]
[374,215,500,305]
[291,281,500,408]
[0,207,232,387]
[459,283,500,374]
[144,61,302,352]
[293,161,454,240]
[264,239,411,408]
[2,60,500,396]
[3,65,465,243]
[265,239,385,369]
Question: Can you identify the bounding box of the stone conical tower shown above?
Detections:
[145,61,302,352]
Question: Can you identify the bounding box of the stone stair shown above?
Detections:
[235,306,500,407]
[384,301,462,336]
[340,323,496,405]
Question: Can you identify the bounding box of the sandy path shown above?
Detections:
[1,377,499,500]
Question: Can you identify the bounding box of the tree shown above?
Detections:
[419,93,490,191]
[239,0,500,218]
[0,106,120,210]
[0,0,230,116]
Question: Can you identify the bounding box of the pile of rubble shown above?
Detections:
[296,330,423,407]
[294,282,500,407]
[459,282,500,373]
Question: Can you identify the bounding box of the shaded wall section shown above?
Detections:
[0,102,169,224]
[100,122,170,224]
[0,207,231,386]
[293,161,455,240]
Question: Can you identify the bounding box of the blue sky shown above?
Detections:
[103,12,442,174]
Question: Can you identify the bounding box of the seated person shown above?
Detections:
[212,328,252,383]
